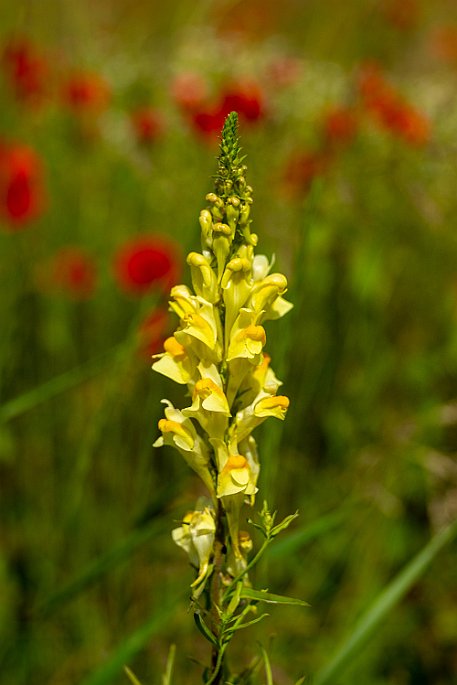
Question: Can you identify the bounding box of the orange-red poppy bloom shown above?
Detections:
[0,142,45,227]
[50,246,97,299]
[114,235,181,296]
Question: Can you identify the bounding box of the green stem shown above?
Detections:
[222,537,271,605]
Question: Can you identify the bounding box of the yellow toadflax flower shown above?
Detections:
[152,112,292,590]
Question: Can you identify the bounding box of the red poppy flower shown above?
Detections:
[138,307,170,358]
[114,235,181,296]
[50,247,97,299]
[0,143,45,227]
[190,80,265,139]
[219,81,265,122]
[321,106,358,148]
[130,107,164,144]
[61,72,110,113]
[357,64,430,146]
[2,37,48,103]
[191,107,227,138]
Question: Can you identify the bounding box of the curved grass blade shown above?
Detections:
[313,518,457,685]
[79,593,185,685]
[35,482,179,617]
[0,344,121,424]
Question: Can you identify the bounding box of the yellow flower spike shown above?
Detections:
[248,273,293,322]
[154,401,214,495]
[187,252,219,304]
[151,336,196,385]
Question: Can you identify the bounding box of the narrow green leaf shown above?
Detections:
[267,509,345,560]
[225,613,269,637]
[260,645,273,685]
[0,345,120,424]
[271,511,299,537]
[80,594,183,685]
[35,512,170,616]
[162,644,176,685]
[124,666,144,685]
[194,612,218,647]
[313,519,457,685]
[240,588,309,607]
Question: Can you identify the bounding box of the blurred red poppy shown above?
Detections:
[219,81,265,122]
[357,64,430,146]
[130,107,164,144]
[138,307,170,358]
[2,37,48,104]
[61,72,110,113]
[190,80,265,139]
[114,235,181,296]
[50,247,97,299]
[0,142,45,227]
[321,106,358,148]
[191,107,227,138]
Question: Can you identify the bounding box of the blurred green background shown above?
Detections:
[1,1,457,683]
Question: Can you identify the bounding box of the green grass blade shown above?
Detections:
[313,519,457,685]
[161,644,176,685]
[79,594,184,685]
[35,509,171,617]
[0,345,121,424]
[124,666,144,685]
[260,645,273,685]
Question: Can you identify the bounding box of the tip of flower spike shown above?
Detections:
[218,111,244,174]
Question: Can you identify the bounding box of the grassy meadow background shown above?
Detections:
[1,1,457,683]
